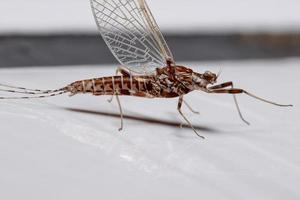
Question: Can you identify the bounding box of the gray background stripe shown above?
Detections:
[1,33,300,67]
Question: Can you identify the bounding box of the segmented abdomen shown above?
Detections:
[68,75,152,97]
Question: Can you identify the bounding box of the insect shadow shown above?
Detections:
[63,107,218,134]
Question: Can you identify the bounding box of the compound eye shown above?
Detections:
[203,72,209,78]
[205,71,213,77]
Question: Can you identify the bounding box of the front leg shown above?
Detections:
[178,96,205,139]
[209,87,292,107]
[209,82,250,125]
[209,81,233,90]
[207,83,292,125]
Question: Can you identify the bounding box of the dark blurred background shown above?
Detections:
[1,0,300,67]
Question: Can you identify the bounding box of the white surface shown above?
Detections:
[1,0,300,34]
[0,59,299,200]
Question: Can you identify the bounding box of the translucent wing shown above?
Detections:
[90,0,175,74]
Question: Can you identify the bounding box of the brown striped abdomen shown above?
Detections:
[67,75,153,97]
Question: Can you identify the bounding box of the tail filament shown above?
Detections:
[0,83,67,100]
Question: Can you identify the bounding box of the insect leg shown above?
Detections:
[116,67,131,77]
[183,100,200,114]
[108,67,130,103]
[177,96,205,139]
[209,88,293,107]
[209,81,233,90]
[115,93,124,131]
[108,67,128,131]
[209,82,250,125]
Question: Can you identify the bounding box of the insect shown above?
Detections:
[0,0,292,139]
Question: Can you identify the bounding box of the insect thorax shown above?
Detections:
[151,66,195,97]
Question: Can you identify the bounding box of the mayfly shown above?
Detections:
[0,0,292,139]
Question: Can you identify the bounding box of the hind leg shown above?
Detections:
[108,67,131,103]
[108,67,130,131]
[115,94,124,131]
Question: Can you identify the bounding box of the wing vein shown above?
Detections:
[90,0,173,74]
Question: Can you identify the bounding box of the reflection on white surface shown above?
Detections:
[0,59,299,199]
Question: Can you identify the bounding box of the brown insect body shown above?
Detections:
[0,0,292,139]
[67,65,213,99]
